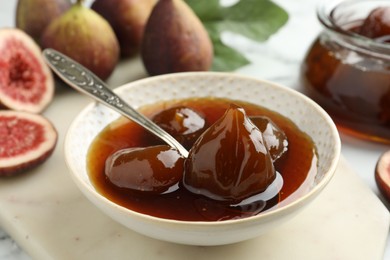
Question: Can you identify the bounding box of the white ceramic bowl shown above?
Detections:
[64,72,341,246]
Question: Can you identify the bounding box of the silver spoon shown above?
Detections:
[42,48,189,158]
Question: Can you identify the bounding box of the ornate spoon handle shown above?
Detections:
[43,48,189,158]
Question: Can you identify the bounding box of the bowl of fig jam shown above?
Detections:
[64,72,340,246]
[301,0,390,143]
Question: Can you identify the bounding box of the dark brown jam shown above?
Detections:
[301,4,390,143]
[87,97,317,221]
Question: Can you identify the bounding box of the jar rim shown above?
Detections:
[317,0,390,57]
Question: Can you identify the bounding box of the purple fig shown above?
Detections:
[91,0,156,57]
[141,0,213,76]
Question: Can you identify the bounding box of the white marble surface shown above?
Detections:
[0,0,389,259]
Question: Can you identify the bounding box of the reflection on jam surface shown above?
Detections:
[87,97,317,221]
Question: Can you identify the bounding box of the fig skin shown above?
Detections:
[16,0,71,45]
[105,145,185,194]
[184,105,276,203]
[0,110,57,177]
[41,2,120,80]
[141,0,213,76]
[91,0,156,57]
[0,28,54,113]
[375,150,390,203]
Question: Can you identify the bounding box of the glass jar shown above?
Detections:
[301,0,390,143]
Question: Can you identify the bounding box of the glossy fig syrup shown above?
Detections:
[301,1,390,143]
[87,98,317,221]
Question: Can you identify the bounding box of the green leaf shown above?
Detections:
[211,38,250,71]
[184,0,223,21]
[185,0,289,71]
[203,22,251,71]
[219,0,289,42]
[187,0,288,42]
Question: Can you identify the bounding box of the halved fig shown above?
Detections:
[375,150,390,203]
[0,110,57,176]
[0,28,54,113]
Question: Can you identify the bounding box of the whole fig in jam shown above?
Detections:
[250,116,288,161]
[359,7,390,41]
[105,145,184,194]
[184,104,276,203]
[152,106,207,149]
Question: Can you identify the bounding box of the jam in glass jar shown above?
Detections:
[301,0,390,143]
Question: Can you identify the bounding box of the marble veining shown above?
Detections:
[0,231,29,260]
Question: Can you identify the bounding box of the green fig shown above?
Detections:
[16,0,71,44]
[91,0,156,57]
[41,1,119,80]
[141,0,213,76]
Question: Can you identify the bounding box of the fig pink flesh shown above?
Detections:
[0,110,57,176]
[0,115,44,158]
[0,36,47,105]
